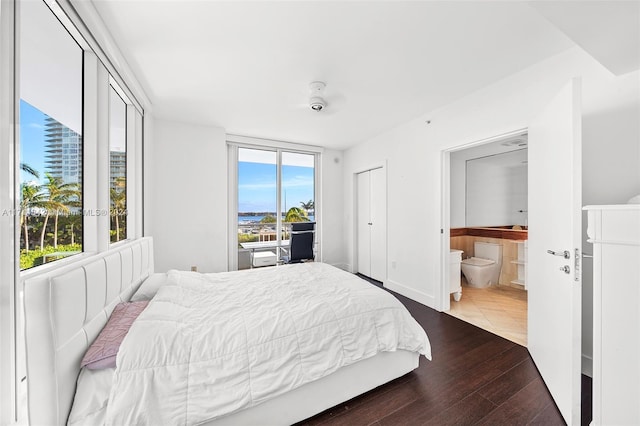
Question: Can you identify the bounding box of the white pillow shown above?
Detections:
[130,273,169,301]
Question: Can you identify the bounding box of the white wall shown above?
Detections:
[450,154,466,228]
[580,98,640,375]
[145,120,346,273]
[145,118,228,273]
[319,149,346,269]
[465,155,528,227]
[343,47,640,368]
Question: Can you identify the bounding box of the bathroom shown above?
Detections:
[448,134,529,346]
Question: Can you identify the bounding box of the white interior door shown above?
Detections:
[528,78,582,425]
[357,171,371,277]
[369,167,386,282]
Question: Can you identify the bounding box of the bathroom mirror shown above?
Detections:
[464,148,528,227]
[450,134,529,229]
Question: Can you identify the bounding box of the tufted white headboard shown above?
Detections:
[23,237,154,426]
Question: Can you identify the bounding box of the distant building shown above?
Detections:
[44,116,126,191]
[109,150,126,189]
[44,116,82,185]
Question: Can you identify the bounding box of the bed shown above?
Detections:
[23,237,431,425]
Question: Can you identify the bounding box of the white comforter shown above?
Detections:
[104,263,431,425]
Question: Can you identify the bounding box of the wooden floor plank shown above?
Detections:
[475,378,555,425]
[477,358,539,405]
[312,377,421,426]
[424,393,498,426]
[298,279,577,426]
[529,401,566,426]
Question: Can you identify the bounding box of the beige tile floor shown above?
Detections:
[447,277,528,346]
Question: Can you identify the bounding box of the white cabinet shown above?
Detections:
[510,240,528,289]
[450,249,463,301]
[585,205,640,426]
[357,168,386,282]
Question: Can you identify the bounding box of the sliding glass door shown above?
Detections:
[237,148,277,269]
[233,145,316,270]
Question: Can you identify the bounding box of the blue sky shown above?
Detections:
[23,98,314,213]
[238,162,314,213]
[20,100,46,184]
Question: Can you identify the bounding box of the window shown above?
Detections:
[109,85,127,243]
[19,0,83,270]
[235,146,317,270]
[281,152,315,224]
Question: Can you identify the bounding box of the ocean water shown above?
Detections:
[238,215,315,224]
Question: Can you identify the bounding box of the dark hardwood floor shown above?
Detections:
[297,276,591,426]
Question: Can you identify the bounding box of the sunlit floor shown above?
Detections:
[447,277,528,346]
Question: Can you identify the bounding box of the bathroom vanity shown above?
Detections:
[585,204,640,425]
[449,249,463,301]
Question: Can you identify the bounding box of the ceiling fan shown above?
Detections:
[306,81,345,113]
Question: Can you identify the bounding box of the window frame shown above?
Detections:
[17,0,86,270]
[108,81,128,244]
[2,1,148,423]
[227,136,322,271]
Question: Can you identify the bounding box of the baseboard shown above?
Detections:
[329,263,350,272]
[582,354,593,378]
[384,279,436,309]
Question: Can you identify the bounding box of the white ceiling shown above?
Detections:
[529,1,640,76]
[451,133,529,164]
[88,1,630,150]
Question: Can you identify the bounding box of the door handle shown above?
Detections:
[547,249,570,259]
[559,265,570,274]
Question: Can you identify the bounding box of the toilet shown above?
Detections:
[460,242,503,288]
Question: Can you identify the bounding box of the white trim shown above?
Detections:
[44,0,87,50]
[58,0,149,114]
[439,127,528,312]
[227,134,324,154]
[439,149,451,312]
[314,152,322,263]
[445,128,528,154]
[110,75,131,105]
[82,52,99,253]
[0,1,18,422]
[126,104,136,240]
[96,60,110,252]
[134,110,143,239]
[227,145,239,271]
[584,204,640,211]
[384,279,436,309]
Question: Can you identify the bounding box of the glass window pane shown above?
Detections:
[237,148,277,270]
[109,86,127,243]
[281,152,315,224]
[19,0,83,270]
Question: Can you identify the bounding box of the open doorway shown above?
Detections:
[444,131,529,346]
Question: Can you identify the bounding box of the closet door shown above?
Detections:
[357,171,371,277]
[369,167,386,282]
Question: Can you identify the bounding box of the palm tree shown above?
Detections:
[110,177,127,242]
[19,182,45,252]
[284,207,309,223]
[19,163,41,251]
[20,163,40,179]
[300,200,314,211]
[39,173,80,250]
[65,212,82,245]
